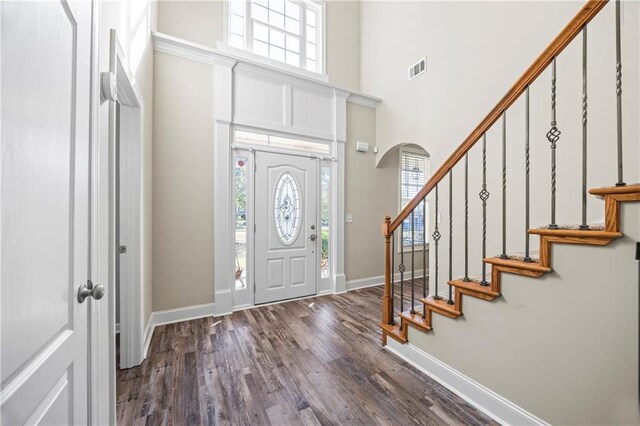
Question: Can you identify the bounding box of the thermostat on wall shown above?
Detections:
[356,141,369,152]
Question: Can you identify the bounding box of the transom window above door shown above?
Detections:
[227,0,324,73]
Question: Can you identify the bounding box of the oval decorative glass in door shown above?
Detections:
[274,171,301,245]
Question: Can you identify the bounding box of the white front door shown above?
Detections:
[255,152,318,304]
[1,1,93,424]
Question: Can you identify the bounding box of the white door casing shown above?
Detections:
[255,152,318,304]
[1,1,93,424]
[111,30,145,370]
[211,58,351,315]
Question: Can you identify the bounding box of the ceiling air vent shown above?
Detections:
[408,57,427,81]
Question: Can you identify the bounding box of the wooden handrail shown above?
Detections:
[387,0,608,235]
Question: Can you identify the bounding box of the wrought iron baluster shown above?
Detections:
[464,153,470,281]
[479,134,490,285]
[448,170,454,305]
[547,57,561,229]
[399,224,405,313]
[422,198,427,303]
[500,111,508,258]
[411,210,416,314]
[432,185,441,299]
[524,87,532,262]
[391,232,395,322]
[615,0,625,187]
[580,26,589,229]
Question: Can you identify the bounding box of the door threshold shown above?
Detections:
[232,292,328,313]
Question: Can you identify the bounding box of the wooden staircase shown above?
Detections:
[379,0,638,347]
[382,184,640,345]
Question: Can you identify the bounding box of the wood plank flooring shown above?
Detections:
[117,285,497,425]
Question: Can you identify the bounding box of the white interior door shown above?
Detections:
[1,1,93,424]
[255,152,318,304]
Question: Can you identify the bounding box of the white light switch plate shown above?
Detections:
[345,213,353,223]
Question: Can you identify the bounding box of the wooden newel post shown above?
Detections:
[382,215,392,325]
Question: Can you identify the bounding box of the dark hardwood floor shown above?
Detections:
[117,284,497,425]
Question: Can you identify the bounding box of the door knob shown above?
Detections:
[309,234,317,241]
[78,281,105,303]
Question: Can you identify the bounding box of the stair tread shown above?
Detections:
[484,257,551,272]
[380,322,407,343]
[455,275,491,285]
[492,252,539,262]
[589,183,640,196]
[449,279,499,296]
[421,295,462,316]
[399,311,431,331]
[536,223,604,231]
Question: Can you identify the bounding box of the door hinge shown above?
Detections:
[254,224,257,233]
[254,162,257,172]
[118,245,127,254]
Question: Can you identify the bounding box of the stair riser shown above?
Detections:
[400,311,432,332]
[457,288,499,301]
[423,303,462,319]
[544,236,617,246]
[609,193,640,202]
[401,318,431,332]
[605,197,620,232]
[381,323,407,345]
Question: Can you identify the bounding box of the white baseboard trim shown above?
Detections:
[152,302,216,327]
[386,339,549,426]
[346,269,428,291]
[346,275,384,290]
[142,303,216,359]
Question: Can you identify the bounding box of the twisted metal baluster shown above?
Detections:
[399,224,405,313]
[547,57,561,229]
[411,210,416,314]
[500,111,508,258]
[524,87,533,262]
[615,0,625,187]
[479,134,490,286]
[432,185,442,299]
[580,27,589,229]
[448,170,454,305]
[391,232,395,322]
[422,198,427,304]
[464,153,470,281]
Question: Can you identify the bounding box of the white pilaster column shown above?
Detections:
[213,57,237,316]
[334,89,348,293]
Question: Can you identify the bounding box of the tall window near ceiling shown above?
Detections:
[227,0,324,73]
[400,149,430,249]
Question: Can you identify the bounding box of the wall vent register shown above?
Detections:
[408,57,427,81]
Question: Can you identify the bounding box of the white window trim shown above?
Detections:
[223,0,326,76]
[398,147,430,253]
